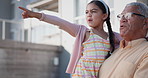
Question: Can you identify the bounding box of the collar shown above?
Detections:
[119,38,147,49]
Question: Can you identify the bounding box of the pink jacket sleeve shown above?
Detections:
[40,13,80,37]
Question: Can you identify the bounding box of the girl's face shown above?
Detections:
[86,3,107,28]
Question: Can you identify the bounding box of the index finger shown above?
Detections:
[18,7,29,11]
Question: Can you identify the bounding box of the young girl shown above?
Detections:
[19,0,121,77]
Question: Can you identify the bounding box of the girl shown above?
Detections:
[19,0,121,77]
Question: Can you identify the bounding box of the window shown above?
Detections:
[24,29,28,42]
[104,0,114,8]
[75,0,86,17]
[0,22,2,39]
[104,0,115,26]
[10,3,15,19]
[74,0,91,26]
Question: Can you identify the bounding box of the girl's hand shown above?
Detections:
[18,7,41,19]
[18,7,34,19]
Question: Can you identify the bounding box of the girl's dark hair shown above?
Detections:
[89,0,115,58]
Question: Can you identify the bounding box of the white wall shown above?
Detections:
[60,0,75,54]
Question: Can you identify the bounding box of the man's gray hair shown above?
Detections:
[126,2,148,17]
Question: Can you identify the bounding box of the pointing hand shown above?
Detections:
[18,7,35,19]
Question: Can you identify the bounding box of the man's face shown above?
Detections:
[119,5,147,41]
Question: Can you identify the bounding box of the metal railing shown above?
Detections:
[0,18,24,41]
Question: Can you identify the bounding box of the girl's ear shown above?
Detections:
[102,13,108,21]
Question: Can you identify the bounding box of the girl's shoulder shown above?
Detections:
[83,29,91,42]
[113,32,122,41]
[113,32,123,49]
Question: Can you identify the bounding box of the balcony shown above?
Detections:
[0,18,24,41]
[27,0,58,12]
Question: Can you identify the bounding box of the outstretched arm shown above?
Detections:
[18,7,81,37]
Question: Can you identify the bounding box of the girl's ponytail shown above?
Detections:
[105,7,115,58]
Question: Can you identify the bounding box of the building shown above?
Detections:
[23,0,148,52]
[0,0,147,78]
[1,0,147,52]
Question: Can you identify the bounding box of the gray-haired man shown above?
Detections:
[99,2,148,78]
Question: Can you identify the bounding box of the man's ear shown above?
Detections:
[143,18,148,29]
[103,14,108,21]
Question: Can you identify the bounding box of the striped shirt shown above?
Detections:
[72,30,110,78]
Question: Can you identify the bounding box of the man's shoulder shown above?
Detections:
[138,40,148,54]
[141,40,148,48]
[134,38,148,49]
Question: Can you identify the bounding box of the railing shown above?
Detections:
[0,18,24,41]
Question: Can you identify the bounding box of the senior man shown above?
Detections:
[99,2,148,78]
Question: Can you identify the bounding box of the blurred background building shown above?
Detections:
[0,0,147,78]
